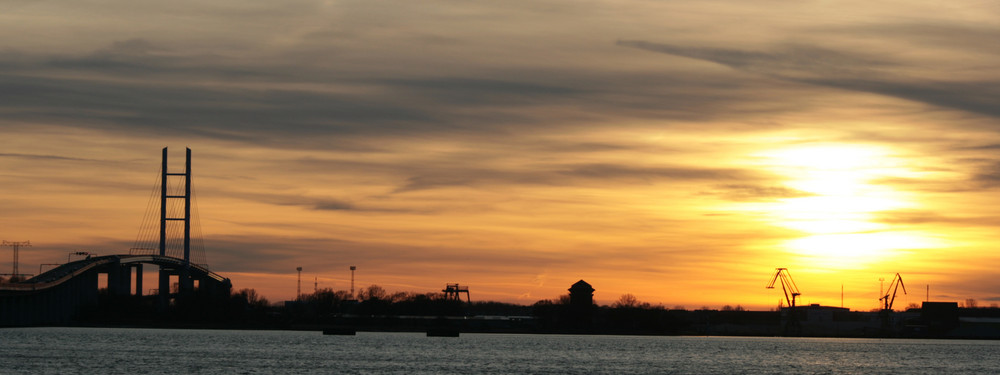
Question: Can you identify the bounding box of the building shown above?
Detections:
[568,280,594,308]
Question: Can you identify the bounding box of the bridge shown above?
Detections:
[0,148,232,326]
[0,254,231,325]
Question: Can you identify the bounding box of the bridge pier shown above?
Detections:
[134,264,142,297]
[156,266,201,309]
[158,268,171,310]
[105,260,133,297]
[179,267,194,293]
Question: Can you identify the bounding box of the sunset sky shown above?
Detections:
[2,0,999,310]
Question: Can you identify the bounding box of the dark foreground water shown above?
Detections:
[1,327,998,374]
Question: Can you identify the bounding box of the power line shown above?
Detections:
[2,240,31,277]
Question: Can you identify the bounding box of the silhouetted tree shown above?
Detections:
[721,305,745,312]
[358,284,387,301]
[391,292,464,316]
[613,294,640,309]
[302,288,352,315]
[388,291,410,303]
[234,288,270,309]
[557,294,571,305]
[355,285,393,316]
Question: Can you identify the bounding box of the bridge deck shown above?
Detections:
[0,255,228,293]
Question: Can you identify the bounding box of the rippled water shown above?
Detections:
[1,327,998,374]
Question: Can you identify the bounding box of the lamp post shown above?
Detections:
[350,266,356,299]
[296,267,303,300]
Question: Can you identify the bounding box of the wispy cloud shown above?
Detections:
[701,184,812,202]
[0,153,97,162]
[617,40,1000,119]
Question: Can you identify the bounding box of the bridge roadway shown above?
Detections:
[0,254,231,326]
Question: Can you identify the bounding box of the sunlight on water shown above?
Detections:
[0,328,998,374]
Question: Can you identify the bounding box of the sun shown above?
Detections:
[753,144,932,265]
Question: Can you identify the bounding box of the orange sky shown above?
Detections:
[2,1,1000,310]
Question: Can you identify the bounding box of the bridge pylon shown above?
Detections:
[158,147,195,308]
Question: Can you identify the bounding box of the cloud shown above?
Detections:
[390,162,767,193]
[616,40,890,77]
[0,153,98,162]
[203,233,566,276]
[700,184,812,201]
[617,40,1000,120]
[376,77,585,105]
[0,34,816,156]
[972,161,1000,188]
[801,78,1000,119]
[816,22,1000,54]
[559,163,754,182]
[208,190,444,214]
[873,210,980,225]
[311,199,355,211]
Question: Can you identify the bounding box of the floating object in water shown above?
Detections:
[426,328,460,337]
[323,328,356,335]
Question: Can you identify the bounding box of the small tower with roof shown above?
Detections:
[568,279,595,329]
[569,280,594,308]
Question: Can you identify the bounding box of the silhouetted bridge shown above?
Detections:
[0,148,232,326]
[0,254,231,326]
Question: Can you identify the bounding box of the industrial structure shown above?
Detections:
[442,283,471,303]
[766,267,802,335]
[879,273,907,332]
[2,240,31,281]
[350,265,356,299]
[296,267,303,300]
[880,273,907,311]
[0,148,231,326]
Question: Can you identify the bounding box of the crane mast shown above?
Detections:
[766,267,802,335]
[880,273,907,311]
[879,273,907,334]
[766,268,801,309]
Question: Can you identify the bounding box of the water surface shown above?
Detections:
[1,328,997,374]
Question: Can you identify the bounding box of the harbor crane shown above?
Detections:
[766,268,801,309]
[766,267,802,335]
[880,273,907,311]
[879,273,907,334]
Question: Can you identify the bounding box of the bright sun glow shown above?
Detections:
[754,144,933,265]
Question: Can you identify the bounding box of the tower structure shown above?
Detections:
[569,280,595,308]
[2,240,31,279]
[158,147,193,304]
[568,280,595,329]
[160,147,192,263]
[296,267,303,300]
[350,266,356,299]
